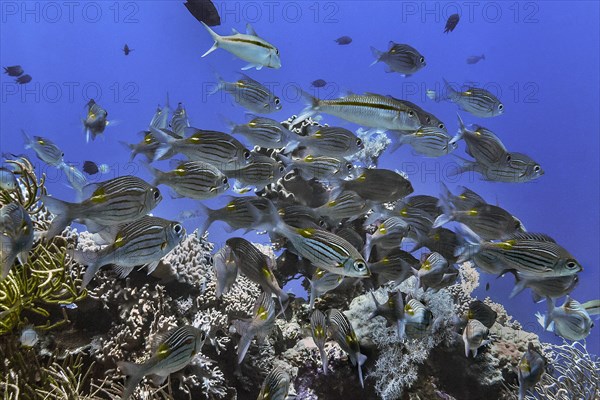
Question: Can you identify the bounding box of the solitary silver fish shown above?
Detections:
[393,99,446,131]
[327,308,367,388]
[201,22,281,70]
[0,203,34,278]
[59,163,87,197]
[42,175,162,238]
[257,368,290,400]
[428,79,504,118]
[117,325,205,400]
[517,342,546,400]
[235,292,277,364]
[293,92,421,132]
[211,73,281,114]
[72,215,185,287]
[310,309,329,374]
[370,42,426,76]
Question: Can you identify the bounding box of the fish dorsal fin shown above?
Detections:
[507,232,556,243]
[388,41,397,50]
[237,72,259,85]
[231,28,239,34]
[246,23,258,36]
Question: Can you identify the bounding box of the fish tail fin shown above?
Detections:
[363,233,374,261]
[70,249,101,288]
[509,273,527,299]
[449,113,467,145]
[200,21,221,57]
[357,353,367,388]
[41,195,76,238]
[369,46,383,66]
[21,129,32,148]
[140,160,162,186]
[544,297,555,329]
[582,300,600,316]
[208,69,225,95]
[195,202,216,236]
[236,328,254,364]
[454,226,482,263]
[319,347,328,375]
[118,141,137,161]
[432,195,455,228]
[117,361,145,400]
[442,78,458,100]
[290,91,320,126]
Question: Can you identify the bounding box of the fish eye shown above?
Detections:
[222,177,228,185]
[279,166,285,172]
[274,98,281,105]
[275,49,279,55]
[408,111,415,117]
[420,56,425,63]
[243,150,251,159]
[61,152,65,157]
[439,123,445,129]
[498,104,504,110]
[566,260,579,270]
[425,116,431,123]
[506,154,512,163]
[354,260,367,272]
[153,189,161,200]
[356,138,363,146]
[173,224,183,234]
[346,163,353,171]
[533,165,541,173]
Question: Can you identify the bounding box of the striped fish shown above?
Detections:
[257,368,290,400]
[194,196,272,235]
[432,79,504,118]
[368,249,418,287]
[402,297,434,339]
[72,215,185,288]
[415,252,450,290]
[302,126,364,157]
[370,42,426,76]
[230,116,297,149]
[315,191,367,222]
[121,130,179,162]
[460,232,583,278]
[83,99,110,142]
[327,308,367,388]
[226,237,288,310]
[399,195,443,218]
[394,126,456,157]
[59,163,87,197]
[365,216,411,258]
[213,245,238,298]
[462,319,489,357]
[394,204,435,241]
[170,102,190,138]
[236,292,277,364]
[394,99,446,131]
[292,92,421,131]
[151,126,252,172]
[22,130,65,167]
[277,204,321,229]
[281,154,353,181]
[453,152,544,183]
[440,182,486,212]
[310,309,329,374]
[225,154,286,190]
[117,325,205,400]
[369,290,404,337]
[433,201,523,240]
[452,115,507,165]
[341,168,413,203]
[42,175,162,238]
[510,273,579,303]
[410,227,460,263]
[211,73,281,114]
[517,343,546,400]
[201,22,281,70]
[0,203,34,279]
[309,268,344,309]
[334,227,365,253]
[146,160,229,200]
[538,296,593,341]
[149,93,171,130]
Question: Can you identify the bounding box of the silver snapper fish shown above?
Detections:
[537,296,594,341]
[152,127,252,172]
[226,237,288,310]
[462,319,490,357]
[427,79,504,118]
[457,232,583,278]
[393,126,456,157]
[308,268,344,310]
[393,99,446,131]
[212,245,238,298]
[517,342,546,400]
[257,368,290,400]
[41,175,162,238]
[72,215,185,288]
[22,130,65,167]
[292,92,421,131]
[146,160,229,200]
[0,167,18,191]
[0,203,34,279]
[370,42,426,76]
[327,308,367,388]
[117,325,205,400]
[310,309,329,374]
[201,22,281,70]
[170,102,190,138]
[83,99,110,142]
[235,292,277,364]
[211,73,281,114]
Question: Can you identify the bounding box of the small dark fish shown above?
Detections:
[3,65,24,76]
[466,300,497,329]
[123,44,133,55]
[466,54,485,64]
[444,13,460,33]
[335,36,352,45]
[184,0,221,26]
[15,74,32,84]
[83,161,99,175]
[311,79,327,88]
[485,282,490,291]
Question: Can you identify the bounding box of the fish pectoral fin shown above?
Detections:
[148,373,168,386]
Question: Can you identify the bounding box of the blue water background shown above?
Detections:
[1,1,598,354]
